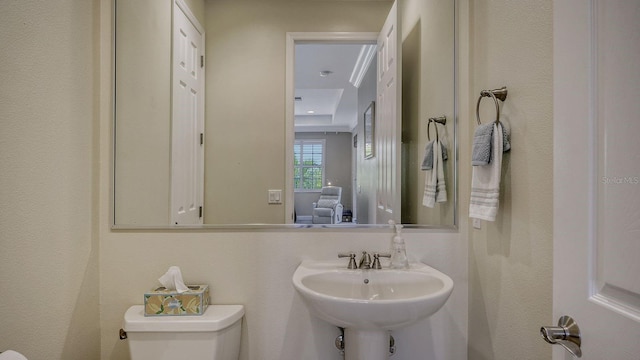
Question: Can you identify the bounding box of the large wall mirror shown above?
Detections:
[113,0,456,229]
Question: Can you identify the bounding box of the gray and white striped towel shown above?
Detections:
[469,123,503,221]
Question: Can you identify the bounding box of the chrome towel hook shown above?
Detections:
[476,86,508,125]
[427,116,446,141]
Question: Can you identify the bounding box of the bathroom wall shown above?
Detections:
[401,0,456,226]
[114,0,173,224]
[99,231,467,360]
[202,0,392,224]
[462,0,554,359]
[0,0,100,359]
[99,1,467,360]
[355,58,378,225]
[114,0,206,225]
[0,0,556,358]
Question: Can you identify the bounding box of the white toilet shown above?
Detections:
[0,351,28,360]
[123,305,244,360]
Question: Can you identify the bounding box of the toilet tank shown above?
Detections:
[123,305,244,360]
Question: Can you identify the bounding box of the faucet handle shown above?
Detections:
[372,253,391,269]
[338,252,357,269]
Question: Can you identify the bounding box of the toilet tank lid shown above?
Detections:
[123,305,244,332]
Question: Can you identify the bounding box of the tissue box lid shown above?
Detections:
[124,305,244,332]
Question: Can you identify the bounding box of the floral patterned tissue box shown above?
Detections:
[144,285,209,316]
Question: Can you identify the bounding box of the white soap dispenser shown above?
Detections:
[390,223,409,269]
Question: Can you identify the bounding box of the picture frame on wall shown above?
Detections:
[364,101,375,159]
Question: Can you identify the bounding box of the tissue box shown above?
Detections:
[144,285,209,316]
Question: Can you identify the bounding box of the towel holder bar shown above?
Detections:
[429,116,447,125]
[427,116,446,141]
[476,86,508,125]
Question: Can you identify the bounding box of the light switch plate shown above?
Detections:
[268,189,282,204]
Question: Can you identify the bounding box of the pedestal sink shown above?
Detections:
[292,260,453,360]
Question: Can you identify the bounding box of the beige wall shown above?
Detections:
[463,0,554,359]
[0,0,100,359]
[114,0,206,225]
[184,0,206,25]
[114,0,391,225]
[401,0,456,226]
[203,0,392,224]
[355,58,378,224]
[99,232,467,360]
[5,0,568,358]
[114,0,173,224]
[100,1,467,360]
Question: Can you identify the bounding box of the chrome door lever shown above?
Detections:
[540,315,582,358]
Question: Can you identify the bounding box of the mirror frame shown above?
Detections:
[110,0,458,231]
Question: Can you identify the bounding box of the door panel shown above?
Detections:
[171,0,204,225]
[554,0,640,358]
[376,0,401,224]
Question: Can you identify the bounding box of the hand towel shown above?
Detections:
[469,123,503,221]
[501,122,511,152]
[422,140,447,207]
[421,140,449,170]
[436,139,447,203]
[471,123,494,165]
[422,140,438,207]
[472,122,511,166]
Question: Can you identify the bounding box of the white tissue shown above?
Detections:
[158,266,189,293]
[0,350,28,360]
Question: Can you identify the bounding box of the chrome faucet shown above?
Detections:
[358,251,372,269]
[339,251,391,269]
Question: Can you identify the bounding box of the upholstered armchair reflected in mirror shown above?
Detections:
[312,186,343,224]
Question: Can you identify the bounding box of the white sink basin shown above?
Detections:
[292,260,453,331]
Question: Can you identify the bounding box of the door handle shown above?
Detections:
[540,315,582,358]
